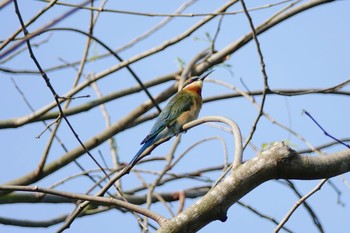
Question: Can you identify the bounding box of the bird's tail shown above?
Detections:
[127,137,156,169]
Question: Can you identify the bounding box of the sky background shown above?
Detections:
[1,0,350,232]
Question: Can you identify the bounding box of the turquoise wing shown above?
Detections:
[140,91,194,144]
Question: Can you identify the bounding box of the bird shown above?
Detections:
[127,70,213,169]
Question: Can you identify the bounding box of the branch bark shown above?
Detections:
[156,142,350,232]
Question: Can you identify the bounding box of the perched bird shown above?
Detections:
[128,70,213,168]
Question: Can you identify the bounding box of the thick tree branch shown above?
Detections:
[156,142,350,232]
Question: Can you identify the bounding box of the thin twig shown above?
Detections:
[207,79,321,153]
[297,137,350,154]
[35,115,61,139]
[303,110,350,149]
[179,49,211,91]
[282,180,324,232]
[211,14,225,53]
[90,74,120,170]
[115,0,199,53]
[0,0,90,59]
[0,34,52,64]
[239,0,270,150]
[35,0,293,18]
[274,179,328,233]
[142,136,182,229]
[126,165,221,195]
[237,201,294,233]
[326,179,345,207]
[0,207,112,228]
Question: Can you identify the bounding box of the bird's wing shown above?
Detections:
[140,92,194,144]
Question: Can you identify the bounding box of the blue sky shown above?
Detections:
[1,0,350,232]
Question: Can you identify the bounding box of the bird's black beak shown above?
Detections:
[199,70,214,81]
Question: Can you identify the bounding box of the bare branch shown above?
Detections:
[239,0,270,149]
[36,0,293,18]
[275,179,328,233]
[0,185,167,225]
[237,201,294,233]
[157,143,350,233]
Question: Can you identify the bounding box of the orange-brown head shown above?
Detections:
[182,70,213,96]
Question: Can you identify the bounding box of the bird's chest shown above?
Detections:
[177,97,202,125]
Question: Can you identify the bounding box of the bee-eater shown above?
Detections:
[128,70,212,168]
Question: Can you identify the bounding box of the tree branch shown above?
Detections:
[0,185,166,226]
[156,142,350,232]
